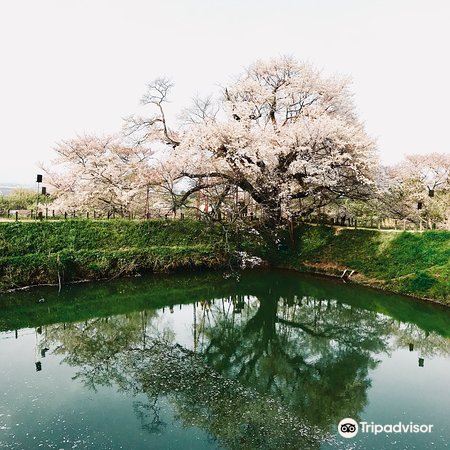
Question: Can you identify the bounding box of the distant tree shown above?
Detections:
[379,153,450,227]
[394,153,450,196]
[0,188,36,211]
[44,135,159,215]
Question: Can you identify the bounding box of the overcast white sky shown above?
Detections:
[1,0,449,184]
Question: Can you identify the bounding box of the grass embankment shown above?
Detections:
[0,220,227,291]
[243,225,450,304]
[0,220,449,305]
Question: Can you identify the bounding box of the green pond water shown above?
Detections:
[0,270,449,449]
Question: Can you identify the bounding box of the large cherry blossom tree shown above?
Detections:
[127,56,377,223]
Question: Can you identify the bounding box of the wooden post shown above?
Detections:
[64,212,67,220]
[15,211,18,222]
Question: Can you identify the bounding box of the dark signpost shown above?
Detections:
[36,174,42,218]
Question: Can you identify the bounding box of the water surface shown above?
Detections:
[0,270,449,449]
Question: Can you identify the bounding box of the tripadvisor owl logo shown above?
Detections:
[338,418,359,438]
[337,418,434,438]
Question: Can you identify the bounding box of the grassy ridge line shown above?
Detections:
[0,219,224,256]
[243,225,450,304]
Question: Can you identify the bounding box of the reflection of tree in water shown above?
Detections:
[42,312,152,390]
[391,322,450,358]
[42,316,328,449]
[38,292,449,449]
[126,342,327,449]
[198,295,394,431]
[40,310,329,448]
[133,398,166,435]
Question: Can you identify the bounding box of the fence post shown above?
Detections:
[15,211,18,222]
[64,212,67,220]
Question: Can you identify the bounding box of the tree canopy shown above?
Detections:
[129,56,377,222]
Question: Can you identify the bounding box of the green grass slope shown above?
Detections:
[252,225,450,304]
[0,220,448,305]
[0,220,227,290]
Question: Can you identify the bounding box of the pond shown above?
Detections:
[0,270,449,449]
